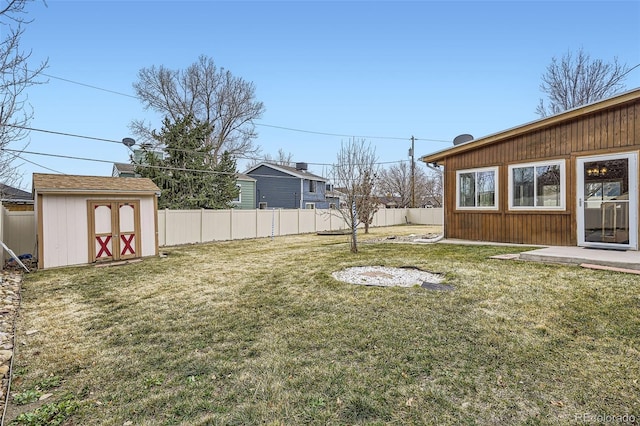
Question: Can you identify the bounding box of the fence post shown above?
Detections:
[200,208,204,243]
[165,208,169,246]
[330,208,332,230]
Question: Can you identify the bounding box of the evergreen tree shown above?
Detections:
[210,151,240,209]
[135,115,237,209]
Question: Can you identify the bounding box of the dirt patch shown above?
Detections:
[362,233,442,244]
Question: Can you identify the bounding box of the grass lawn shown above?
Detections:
[6,225,640,425]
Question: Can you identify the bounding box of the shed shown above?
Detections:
[420,88,640,250]
[33,173,161,269]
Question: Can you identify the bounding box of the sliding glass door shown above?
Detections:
[577,152,637,249]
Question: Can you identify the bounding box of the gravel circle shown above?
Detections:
[332,266,444,287]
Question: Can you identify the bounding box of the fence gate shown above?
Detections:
[88,200,141,262]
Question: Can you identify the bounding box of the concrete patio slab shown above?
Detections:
[519,246,640,271]
[436,238,640,271]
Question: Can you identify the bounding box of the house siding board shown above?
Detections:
[249,165,300,208]
[631,103,640,143]
[302,180,330,208]
[236,180,256,210]
[247,164,330,209]
[435,94,640,247]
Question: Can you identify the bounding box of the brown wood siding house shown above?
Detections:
[420,88,640,250]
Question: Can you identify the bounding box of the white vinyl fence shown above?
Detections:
[1,206,443,263]
[1,208,37,262]
[157,207,443,246]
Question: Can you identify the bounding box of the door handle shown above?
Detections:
[578,198,582,207]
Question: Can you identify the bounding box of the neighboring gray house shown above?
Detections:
[234,174,256,210]
[245,162,330,209]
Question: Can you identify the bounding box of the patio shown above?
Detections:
[437,239,640,273]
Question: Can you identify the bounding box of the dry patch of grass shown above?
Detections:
[6,225,640,425]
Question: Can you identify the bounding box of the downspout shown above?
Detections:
[425,162,445,238]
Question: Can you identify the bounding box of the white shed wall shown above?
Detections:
[42,196,89,269]
[139,197,157,257]
[41,195,157,269]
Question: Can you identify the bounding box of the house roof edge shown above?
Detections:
[420,87,640,164]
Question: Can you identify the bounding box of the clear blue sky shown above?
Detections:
[11,0,640,190]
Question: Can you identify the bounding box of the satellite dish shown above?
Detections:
[122,137,136,148]
[453,134,473,145]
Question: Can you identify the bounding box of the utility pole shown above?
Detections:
[410,135,415,208]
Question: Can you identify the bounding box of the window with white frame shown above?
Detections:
[456,167,498,209]
[305,203,315,209]
[232,184,241,203]
[509,160,565,210]
[309,180,317,193]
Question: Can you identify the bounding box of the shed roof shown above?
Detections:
[420,87,640,164]
[33,173,160,195]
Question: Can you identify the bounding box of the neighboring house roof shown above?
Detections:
[327,187,348,199]
[244,162,327,181]
[421,87,640,164]
[377,196,402,207]
[236,173,256,182]
[32,173,161,195]
[0,183,33,201]
[113,162,136,176]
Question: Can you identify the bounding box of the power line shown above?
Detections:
[41,73,139,99]
[13,153,66,175]
[254,123,450,143]
[40,72,452,143]
[4,124,412,168]
[4,123,124,145]
[4,148,67,175]
[9,148,411,177]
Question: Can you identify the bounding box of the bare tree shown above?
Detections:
[131,55,265,164]
[377,162,442,208]
[246,148,294,169]
[536,48,632,117]
[331,138,379,253]
[421,166,443,208]
[378,161,408,207]
[355,168,378,234]
[0,0,48,188]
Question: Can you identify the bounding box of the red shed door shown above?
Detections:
[89,201,141,262]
